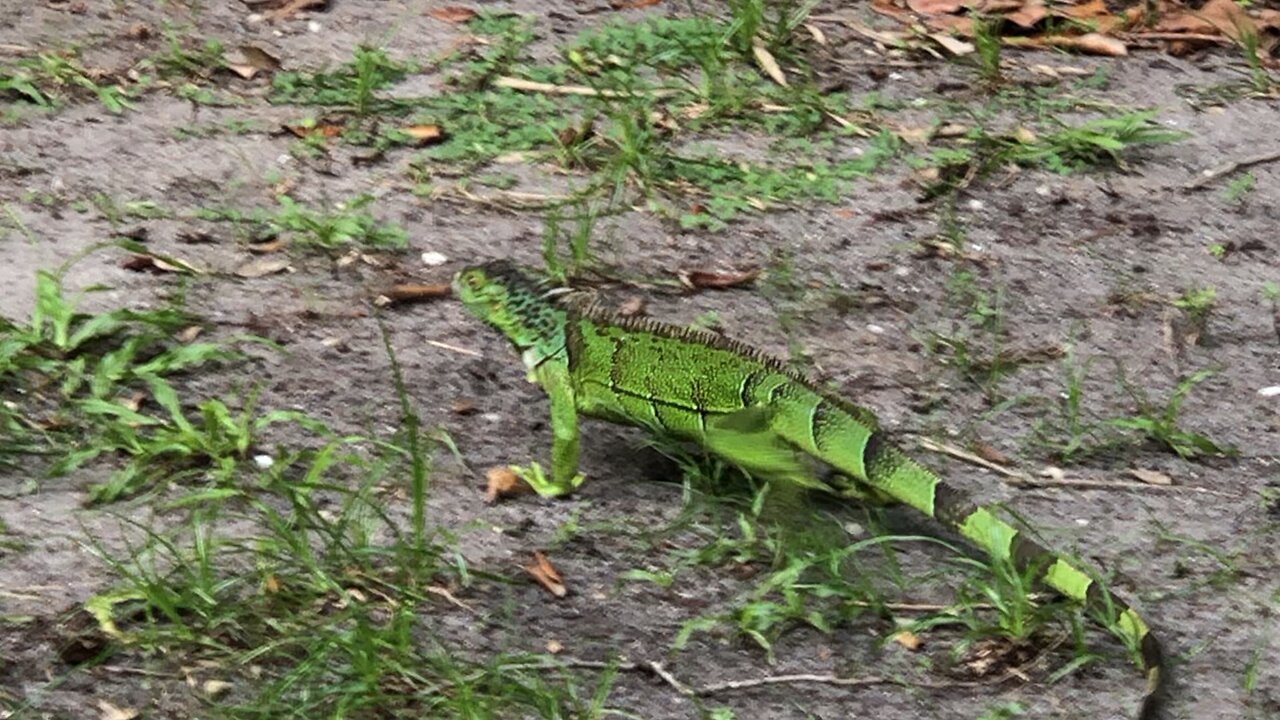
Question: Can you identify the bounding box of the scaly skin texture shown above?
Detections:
[453,260,1166,719]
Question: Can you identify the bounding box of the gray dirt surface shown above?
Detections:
[2,2,1279,720]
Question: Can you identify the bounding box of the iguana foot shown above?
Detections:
[511,462,586,498]
[823,471,898,506]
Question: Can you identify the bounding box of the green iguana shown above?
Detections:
[453,260,1166,719]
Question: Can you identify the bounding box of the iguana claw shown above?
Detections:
[511,462,586,498]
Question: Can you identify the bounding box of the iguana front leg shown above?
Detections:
[512,361,585,498]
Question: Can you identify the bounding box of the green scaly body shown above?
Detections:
[454,260,1166,719]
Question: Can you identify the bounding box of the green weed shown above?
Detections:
[1109,368,1235,460]
[541,202,599,283]
[1000,111,1184,173]
[1221,172,1255,205]
[271,45,411,113]
[268,194,407,250]
[0,52,134,113]
[971,16,1004,86]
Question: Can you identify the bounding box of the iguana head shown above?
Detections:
[453,260,568,368]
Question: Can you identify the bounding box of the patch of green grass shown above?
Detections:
[1221,171,1255,205]
[971,15,1004,87]
[1172,285,1216,335]
[271,45,413,113]
[999,111,1185,173]
[196,194,407,250]
[0,52,134,113]
[22,322,622,720]
[268,194,408,250]
[1110,368,1236,460]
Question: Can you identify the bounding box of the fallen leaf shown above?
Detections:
[373,283,451,306]
[804,23,828,45]
[284,121,342,139]
[97,700,139,720]
[234,257,292,278]
[525,551,567,598]
[202,679,233,698]
[1003,32,1127,56]
[451,399,478,415]
[227,45,282,79]
[484,467,529,503]
[892,629,923,650]
[930,32,975,55]
[121,254,198,274]
[248,237,288,254]
[680,267,761,290]
[612,0,662,7]
[427,6,477,22]
[263,574,281,593]
[907,0,965,14]
[401,123,445,146]
[266,0,326,22]
[175,325,203,343]
[752,40,788,87]
[1128,468,1174,486]
[971,441,1010,465]
[545,639,564,654]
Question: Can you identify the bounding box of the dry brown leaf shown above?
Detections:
[451,399,478,415]
[227,45,282,79]
[427,6,477,23]
[804,22,828,45]
[892,629,924,650]
[1004,32,1127,56]
[97,700,139,720]
[545,639,564,654]
[752,40,788,87]
[263,574,281,594]
[234,257,292,278]
[267,0,326,22]
[175,325,203,344]
[907,0,965,14]
[525,551,567,598]
[484,467,529,503]
[930,32,975,55]
[202,679,233,698]
[1004,0,1048,28]
[121,254,197,274]
[284,122,342,139]
[373,283,452,306]
[612,0,663,7]
[248,237,289,254]
[401,123,445,146]
[680,268,761,290]
[971,441,1010,466]
[1128,468,1174,486]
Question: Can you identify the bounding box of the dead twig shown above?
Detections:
[916,438,1174,491]
[426,339,482,357]
[372,283,451,306]
[1183,148,1280,190]
[492,76,678,99]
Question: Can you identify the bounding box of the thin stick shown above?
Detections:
[916,438,1172,491]
[696,672,991,694]
[426,340,482,357]
[492,76,678,99]
[1183,148,1280,190]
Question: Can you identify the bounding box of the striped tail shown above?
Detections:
[857,437,1167,718]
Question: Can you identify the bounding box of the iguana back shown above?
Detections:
[454,260,1166,719]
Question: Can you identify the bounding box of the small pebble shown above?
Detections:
[253,454,274,469]
[1259,386,1280,397]
[421,251,448,266]
[307,20,322,33]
